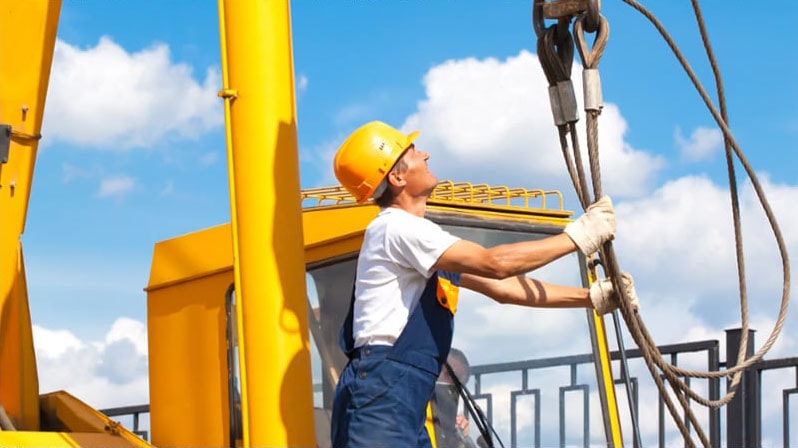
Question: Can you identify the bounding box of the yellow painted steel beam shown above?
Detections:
[217,1,314,446]
[37,391,153,446]
[0,0,62,431]
[0,391,152,446]
[0,431,146,447]
[0,247,39,431]
[586,268,625,446]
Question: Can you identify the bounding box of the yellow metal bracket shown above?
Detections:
[217,88,238,99]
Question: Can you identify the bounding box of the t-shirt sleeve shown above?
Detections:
[385,216,460,278]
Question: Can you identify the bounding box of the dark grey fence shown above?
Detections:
[468,328,797,448]
[99,328,798,447]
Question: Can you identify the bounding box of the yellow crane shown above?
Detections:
[0,1,640,446]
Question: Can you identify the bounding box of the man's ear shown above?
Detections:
[388,169,406,187]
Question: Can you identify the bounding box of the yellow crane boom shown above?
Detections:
[0,0,62,432]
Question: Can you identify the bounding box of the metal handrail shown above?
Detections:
[300,181,565,212]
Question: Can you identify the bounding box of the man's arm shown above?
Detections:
[432,195,615,279]
[460,273,591,308]
[432,233,578,280]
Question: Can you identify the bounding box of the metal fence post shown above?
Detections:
[725,328,759,448]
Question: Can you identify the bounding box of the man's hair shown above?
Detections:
[373,156,408,208]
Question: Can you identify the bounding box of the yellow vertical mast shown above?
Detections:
[217,1,315,446]
[0,0,62,431]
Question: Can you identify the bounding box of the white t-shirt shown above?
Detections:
[353,207,460,348]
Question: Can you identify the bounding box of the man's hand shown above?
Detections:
[564,196,615,256]
[456,414,470,437]
[589,272,639,315]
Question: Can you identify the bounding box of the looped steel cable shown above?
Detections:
[573,10,711,439]
[604,2,791,414]
[532,0,547,39]
[537,22,574,85]
[536,20,593,210]
[574,14,609,70]
[572,11,698,446]
[535,2,790,446]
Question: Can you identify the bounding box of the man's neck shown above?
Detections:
[389,196,427,217]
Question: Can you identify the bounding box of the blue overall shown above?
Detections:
[331,271,460,448]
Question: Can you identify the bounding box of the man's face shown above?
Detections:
[398,144,438,197]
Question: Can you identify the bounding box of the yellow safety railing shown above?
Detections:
[300,181,564,212]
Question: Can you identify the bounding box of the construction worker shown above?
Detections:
[330,121,638,447]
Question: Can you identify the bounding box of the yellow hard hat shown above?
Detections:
[333,121,420,203]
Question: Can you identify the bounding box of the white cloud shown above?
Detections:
[34,318,149,409]
[334,103,372,127]
[297,74,309,93]
[198,151,219,166]
[613,174,796,325]
[106,317,148,356]
[97,175,136,199]
[44,37,223,149]
[62,163,97,183]
[675,126,723,162]
[402,50,665,199]
[159,180,175,197]
[33,327,85,359]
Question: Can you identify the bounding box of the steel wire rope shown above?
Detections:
[535,1,792,446]
[578,3,788,443]
[582,1,745,419]
[578,4,792,438]
[535,20,591,208]
[688,0,749,408]
[535,4,699,445]
[533,3,651,445]
[564,0,790,404]
[613,0,791,388]
[571,13,708,447]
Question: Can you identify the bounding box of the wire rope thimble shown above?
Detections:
[574,13,609,69]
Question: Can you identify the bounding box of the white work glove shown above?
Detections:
[589,272,640,315]
[564,196,615,256]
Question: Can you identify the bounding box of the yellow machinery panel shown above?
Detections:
[147,271,234,447]
[144,205,380,447]
[146,224,234,447]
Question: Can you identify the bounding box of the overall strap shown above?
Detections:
[388,271,459,376]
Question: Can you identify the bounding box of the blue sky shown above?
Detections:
[19,1,798,445]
